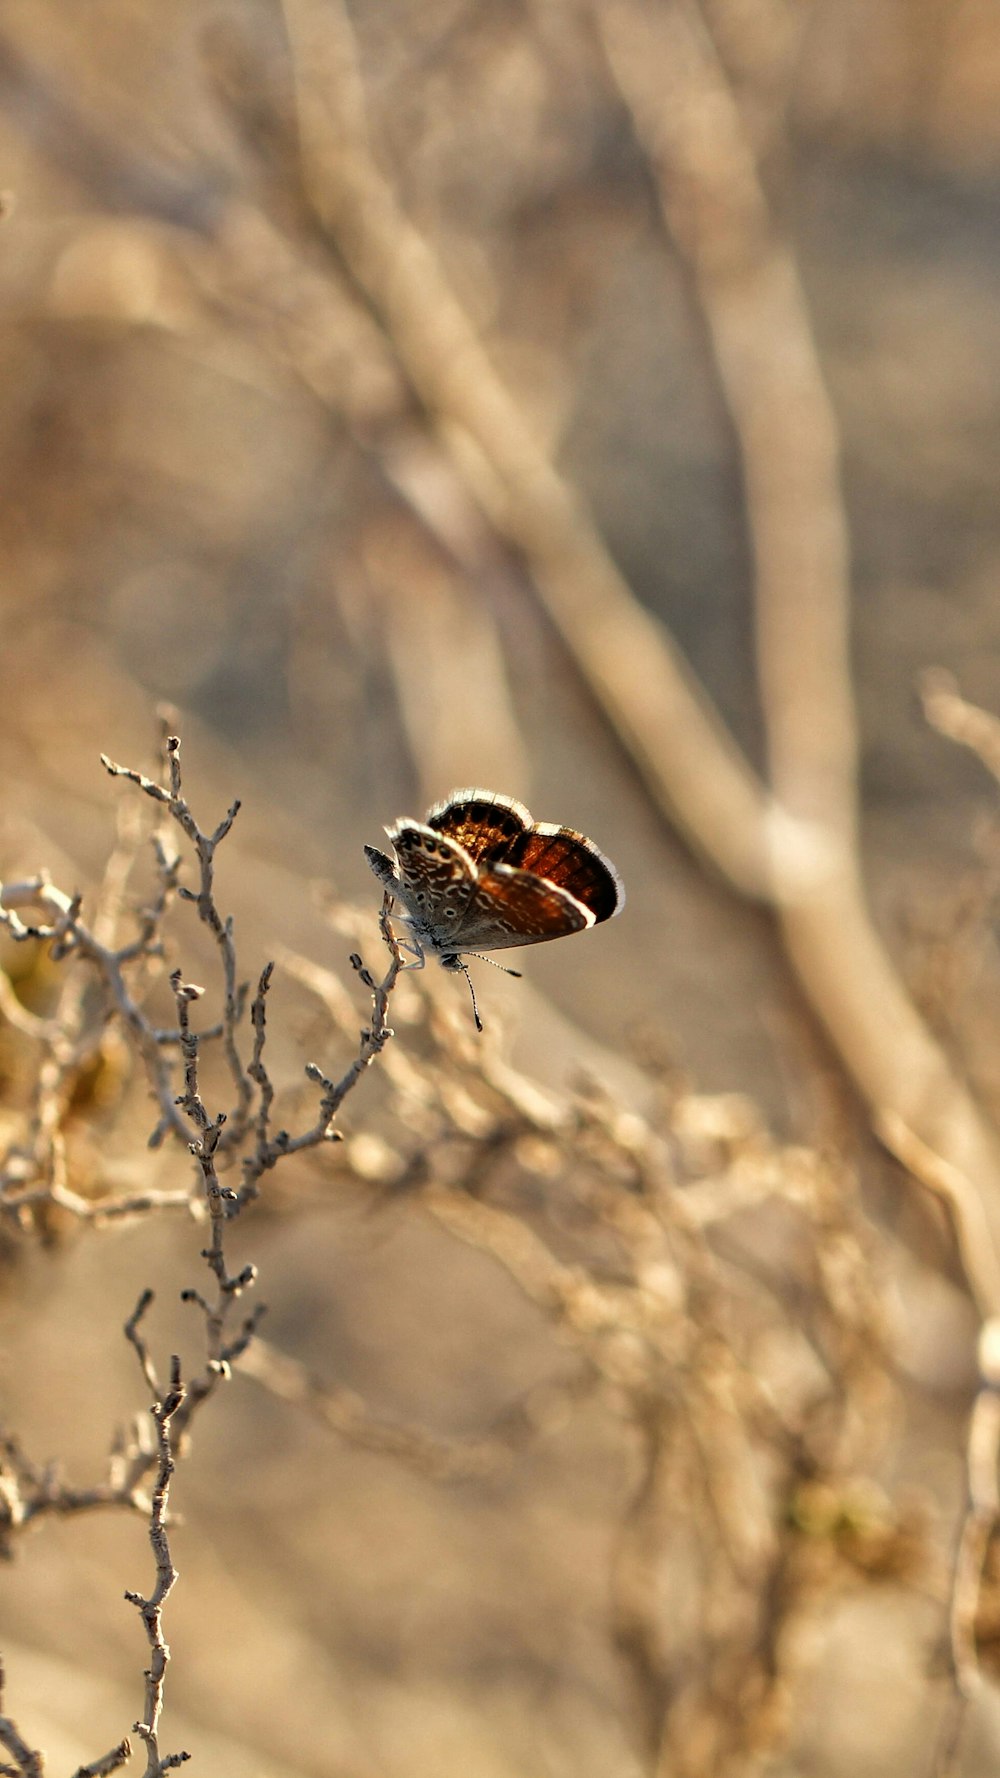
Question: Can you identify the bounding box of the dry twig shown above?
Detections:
[122,1308,189,1778]
[0,733,415,1771]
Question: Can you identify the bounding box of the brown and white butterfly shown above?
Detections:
[365,787,624,1025]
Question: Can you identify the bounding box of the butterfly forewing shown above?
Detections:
[426,789,531,865]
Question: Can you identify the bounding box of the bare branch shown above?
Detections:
[237,896,405,1204]
[932,1333,1000,1778]
[279,0,782,897]
[922,670,1000,790]
[587,0,1000,1297]
[0,1661,43,1778]
[103,738,252,1143]
[124,1354,189,1777]
[239,1337,511,1481]
[70,1740,132,1778]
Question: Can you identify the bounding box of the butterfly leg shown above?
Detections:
[366,845,426,967]
[397,935,426,969]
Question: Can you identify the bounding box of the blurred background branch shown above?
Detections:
[2,0,1000,1773]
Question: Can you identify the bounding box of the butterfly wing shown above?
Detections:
[381,819,482,947]
[378,797,624,959]
[504,825,624,923]
[447,862,594,952]
[426,789,531,864]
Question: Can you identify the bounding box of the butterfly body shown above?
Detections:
[364,788,624,973]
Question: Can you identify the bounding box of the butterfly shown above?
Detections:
[365,788,624,1026]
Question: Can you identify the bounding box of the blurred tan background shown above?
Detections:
[3,3,1000,1775]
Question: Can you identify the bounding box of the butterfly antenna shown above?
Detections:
[474,955,523,978]
[458,962,484,1032]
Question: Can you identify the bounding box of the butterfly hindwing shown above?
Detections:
[386,819,478,945]
[448,862,593,951]
[503,825,623,924]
